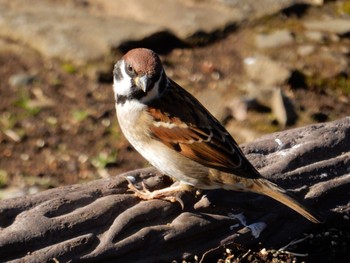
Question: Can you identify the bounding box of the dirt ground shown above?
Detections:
[199,223,350,262]
[0,3,350,262]
[1,27,349,196]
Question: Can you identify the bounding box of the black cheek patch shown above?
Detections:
[113,64,123,81]
[130,88,146,100]
[116,87,146,106]
[116,95,127,105]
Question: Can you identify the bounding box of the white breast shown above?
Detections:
[116,101,210,188]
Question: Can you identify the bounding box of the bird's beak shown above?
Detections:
[136,75,149,93]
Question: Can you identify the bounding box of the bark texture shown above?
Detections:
[0,117,349,262]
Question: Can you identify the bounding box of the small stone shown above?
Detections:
[78,154,89,163]
[36,139,45,148]
[101,118,111,127]
[211,71,220,80]
[228,98,248,121]
[243,55,291,87]
[193,195,211,209]
[20,153,30,161]
[200,61,215,74]
[60,154,70,161]
[271,88,297,127]
[61,123,71,131]
[304,19,350,35]
[329,33,340,42]
[28,186,40,195]
[0,187,27,199]
[260,248,268,256]
[339,45,350,54]
[4,129,21,142]
[46,116,58,125]
[255,30,294,49]
[297,45,315,56]
[304,30,324,42]
[8,73,36,87]
[97,168,110,179]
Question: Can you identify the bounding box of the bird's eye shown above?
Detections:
[126,64,135,75]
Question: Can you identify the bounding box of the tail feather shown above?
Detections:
[251,179,322,224]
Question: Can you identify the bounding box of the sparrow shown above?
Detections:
[112,48,321,223]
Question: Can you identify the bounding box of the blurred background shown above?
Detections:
[0,0,349,199]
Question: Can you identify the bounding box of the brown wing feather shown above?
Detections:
[147,80,260,179]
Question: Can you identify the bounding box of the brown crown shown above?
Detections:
[123,48,162,76]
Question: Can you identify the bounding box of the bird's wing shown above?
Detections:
[147,80,260,179]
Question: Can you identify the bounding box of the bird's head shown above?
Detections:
[113,48,165,105]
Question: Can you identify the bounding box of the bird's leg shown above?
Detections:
[125,177,193,208]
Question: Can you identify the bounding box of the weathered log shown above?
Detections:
[0,117,349,262]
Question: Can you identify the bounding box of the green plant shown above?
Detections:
[61,63,77,74]
[338,1,350,14]
[14,89,41,116]
[0,112,16,130]
[91,151,118,169]
[71,109,90,122]
[0,169,9,188]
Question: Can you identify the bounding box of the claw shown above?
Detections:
[125,177,153,199]
[168,195,185,210]
[124,176,191,209]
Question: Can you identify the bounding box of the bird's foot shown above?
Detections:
[125,177,192,209]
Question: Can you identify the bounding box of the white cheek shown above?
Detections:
[113,60,132,97]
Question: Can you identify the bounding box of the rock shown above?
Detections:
[243,55,291,87]
[243,83,297,127]
[304,30,325,42]
[0,117,349,262]
[228,98,249,122]
[304,19,350,35]
[194,88,233,122]
[225,122,263,143]
[270,87,297,127]
[8,73,36,87]
[220,0,323,17]
[3,130,21,142]
[255,30,294,49]
[0,186,27,200]
[304,50,348,78]
[0,0,325,64]
[297,44,315,56]
[0,1,160,65]
[90,0,246,41]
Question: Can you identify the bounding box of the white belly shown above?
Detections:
[116,102,210,187]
